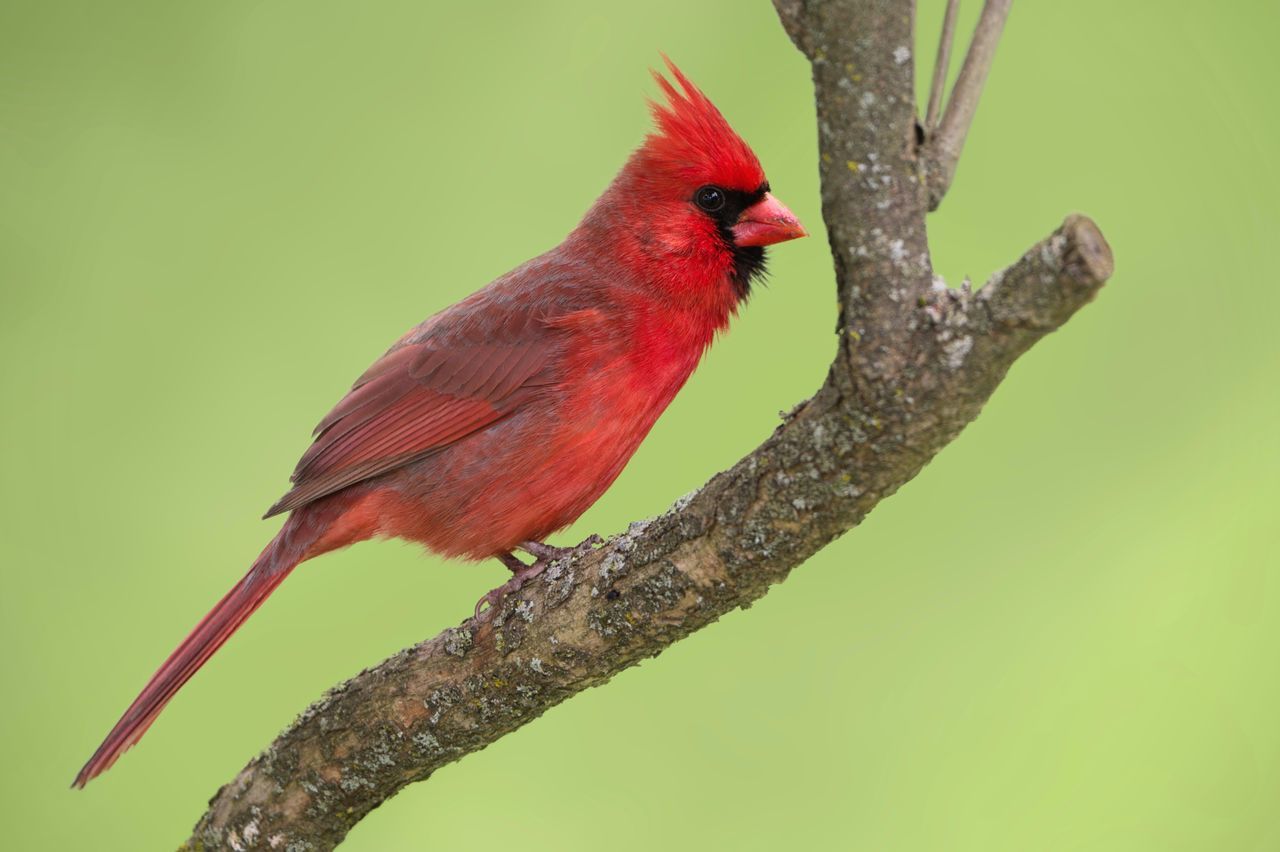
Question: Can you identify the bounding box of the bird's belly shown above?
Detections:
[373,381,674,560]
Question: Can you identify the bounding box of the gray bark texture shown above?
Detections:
[185,1,1112,848]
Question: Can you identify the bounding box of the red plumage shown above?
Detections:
[74,57,805,787]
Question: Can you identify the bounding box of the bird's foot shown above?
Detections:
[473,536,603,620]
[474,560,543,620]
[519,535,603,564]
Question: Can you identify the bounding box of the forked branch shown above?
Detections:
[184,1,1108,848]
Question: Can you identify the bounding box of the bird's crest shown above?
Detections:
[643,56,764,191]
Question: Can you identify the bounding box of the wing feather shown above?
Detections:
[264,310,560,518]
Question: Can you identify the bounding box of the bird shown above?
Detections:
[73,57,806,788]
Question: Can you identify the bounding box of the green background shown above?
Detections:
[3,1,1277,849]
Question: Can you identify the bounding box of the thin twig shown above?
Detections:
[925,0,1012,207]
[925,0,961,130]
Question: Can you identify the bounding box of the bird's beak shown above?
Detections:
[732,193,807,247]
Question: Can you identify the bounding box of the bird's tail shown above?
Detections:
[72,511,324,788]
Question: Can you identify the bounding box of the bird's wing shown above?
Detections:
[263,307,560,518]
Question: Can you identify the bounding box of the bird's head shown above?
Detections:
[589,58,806,304]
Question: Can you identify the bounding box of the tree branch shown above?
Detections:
[184,1,1111,848]
[924,0,1013,209]
[925,0,961,130]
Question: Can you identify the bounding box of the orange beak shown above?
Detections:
[731,193,807,247]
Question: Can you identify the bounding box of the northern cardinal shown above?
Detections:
[74,58,805,787]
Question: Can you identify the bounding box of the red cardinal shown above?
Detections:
[74,58,805,787]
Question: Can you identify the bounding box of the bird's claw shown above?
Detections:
[519,534,603,564]
[474,580,517,621]
[474,535,603,621]
[474,566,541,621]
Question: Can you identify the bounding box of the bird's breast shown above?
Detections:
[379,302,722,559]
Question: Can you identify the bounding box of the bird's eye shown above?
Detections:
[694,185,726,212]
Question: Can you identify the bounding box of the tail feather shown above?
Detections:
[72,518,313,788]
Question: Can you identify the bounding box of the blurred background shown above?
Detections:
[2,1,1278,849]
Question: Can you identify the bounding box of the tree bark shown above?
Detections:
[185,1,1112,848]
